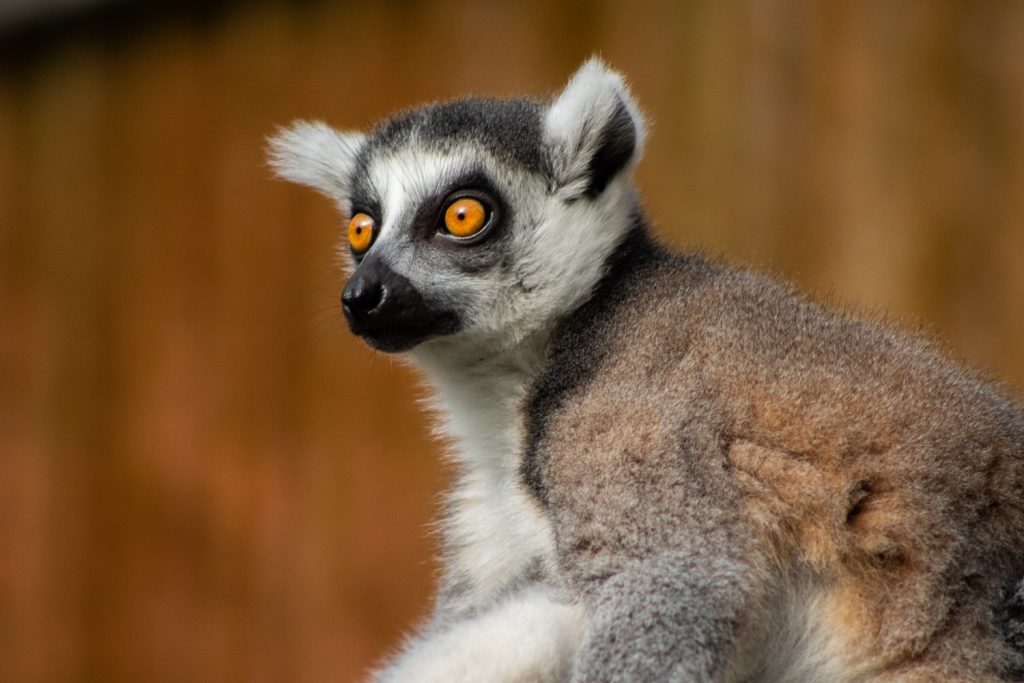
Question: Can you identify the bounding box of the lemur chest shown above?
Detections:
[419,350,569,610]
[431,370,560,612]
[444,438,558,610]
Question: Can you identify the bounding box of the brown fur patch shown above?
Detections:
[527,238,1024,678]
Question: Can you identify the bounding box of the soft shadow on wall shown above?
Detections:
[1,1,1022,681]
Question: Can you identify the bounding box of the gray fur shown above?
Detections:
[355,98,548,177]
[270,59,1024,682]
[1003,578,1024,680]
[528,225,1024,681]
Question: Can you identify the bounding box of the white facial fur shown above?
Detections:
[267,57,647,358]
[361,149,640,357]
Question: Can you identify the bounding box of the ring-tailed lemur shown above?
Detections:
[270,60,1024,682]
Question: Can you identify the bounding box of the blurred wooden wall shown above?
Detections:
[1,1,1022,681]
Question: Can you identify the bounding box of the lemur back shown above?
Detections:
[269,59,1024,682]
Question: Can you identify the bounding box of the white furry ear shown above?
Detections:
[267,120,366,203]
[544,58,646,199]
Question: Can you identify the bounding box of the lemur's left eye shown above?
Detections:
[348,213,376,254]
[443,197,488,238]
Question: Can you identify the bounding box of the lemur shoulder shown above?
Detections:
[270,60,1024,682]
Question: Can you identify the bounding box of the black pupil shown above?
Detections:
[457,210,466,220]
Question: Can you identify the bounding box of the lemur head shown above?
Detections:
[269,59,646,355]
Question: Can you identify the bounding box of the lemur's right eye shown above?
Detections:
[442,197,489,239]
[348,213,376,254]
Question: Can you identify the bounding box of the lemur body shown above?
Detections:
[270,61,1024,681]
[527,229,1024,681]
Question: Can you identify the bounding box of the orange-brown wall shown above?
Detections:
[1,1,1023,681]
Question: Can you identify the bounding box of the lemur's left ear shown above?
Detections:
[267,120,366,208]
[544,58,646,199]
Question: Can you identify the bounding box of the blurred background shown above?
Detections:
[1,0,1022,681]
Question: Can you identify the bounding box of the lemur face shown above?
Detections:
[269,59,646,354]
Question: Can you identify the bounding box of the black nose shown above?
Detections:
[340,258,460,352]
[342,276,384,317]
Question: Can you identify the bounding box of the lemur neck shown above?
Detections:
[409,332,559,608]
[411,330,552,472]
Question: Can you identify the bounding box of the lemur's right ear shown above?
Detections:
[544,58,646,200]
[267,120,366,205]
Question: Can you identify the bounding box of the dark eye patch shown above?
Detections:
[346,164,510,278]
[408,168,509,244]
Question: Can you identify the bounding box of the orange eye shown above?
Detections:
[444,198,488,238]
[347,213,375,254]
